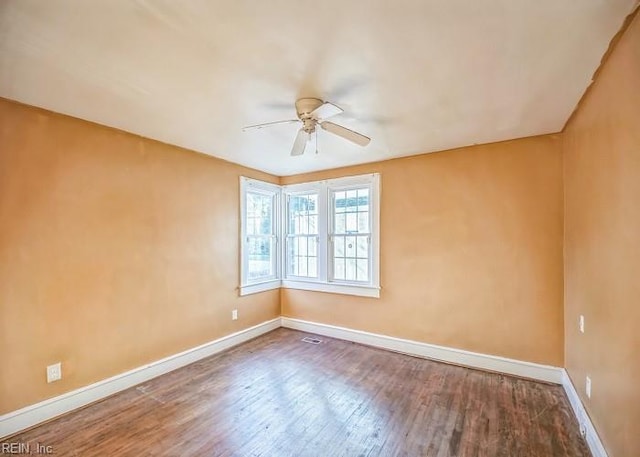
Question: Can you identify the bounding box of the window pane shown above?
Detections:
[287,235,318,278]
[335,213,346,234]
[346,190,358,211]
[346,213,357,232]
[247,192,272,236]
[345,258,356,280]
[308,253,317,278]
[246,192,274,281]
[334,191,346,213]
[345,236,356,257]
[298,237,307,255]
[289,194,318,235]
[334,258,345,280]
[356,259,369,281]
[298,255,308,276]
[358,212,369,232]
[333,187,369,236]
[334,236,345,257]
[356,236,368,258]
[308,236,317,257]
[287,238,297,276]
[309,215,318,233]
[247,236,273,280]
[308,257,317,277]
[288,251,298,276]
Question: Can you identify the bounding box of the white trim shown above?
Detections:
[326,173,379,187]
[0,318,280,439]
[282,280,380,298]
[562,369,609,457]
[239,279,281,296]
[281,180,322,193]
[281,317,563,383]
[3,317,593,446]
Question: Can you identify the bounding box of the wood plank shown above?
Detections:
[1,328,590,456]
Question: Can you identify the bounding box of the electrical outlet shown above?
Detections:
[579,315,585,333]
[232,309,238,321]
[585,376,591,398]
[47,362,62,383]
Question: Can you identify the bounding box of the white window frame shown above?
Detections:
[239,173,380,298]
[239,177,281,296]
[282,174,380,298]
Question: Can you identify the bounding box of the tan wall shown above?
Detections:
[563,10,640,457]
[281,135,564,366]
[0,99,280,414]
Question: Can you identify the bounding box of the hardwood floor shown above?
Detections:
[2,328,589,456]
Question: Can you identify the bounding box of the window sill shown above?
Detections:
[239,279,281,296]
[281,280,380,298]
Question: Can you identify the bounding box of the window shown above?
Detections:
[286,192,319,278]
[240,178,280,295]
[240,174,380,298]
[330,187,371,282]
[282,174,380,297]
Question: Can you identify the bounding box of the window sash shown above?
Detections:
[328,185,373,284]
[285,190,323,281]
[246,234,277,281]
[330,234,371,283]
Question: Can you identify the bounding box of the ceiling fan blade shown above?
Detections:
[311,102,343,120]
[291,129,310,156]
[320,121,370,147]
[242,119,299,131]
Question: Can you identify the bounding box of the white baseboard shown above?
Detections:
[3,315,595,450]
[562,370,608,457]
[0,318,280,439]
[281,317,563,384]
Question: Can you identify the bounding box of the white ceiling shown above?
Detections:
[0,1,636,175]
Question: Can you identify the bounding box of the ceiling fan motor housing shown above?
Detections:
[296,98,324,133]
[295,98,324,118]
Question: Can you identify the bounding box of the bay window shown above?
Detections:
[240,173,379,297]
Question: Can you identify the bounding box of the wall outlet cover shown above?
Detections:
[47,362,62,383]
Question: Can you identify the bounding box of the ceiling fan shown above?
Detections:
[242,98,371,156]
